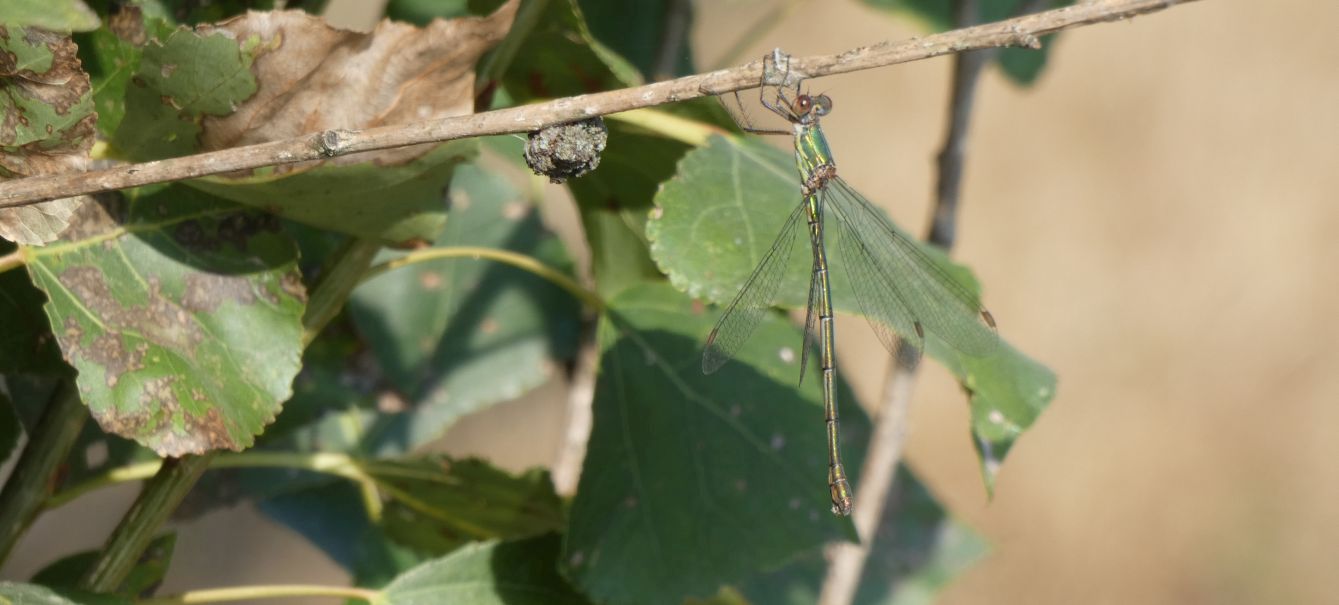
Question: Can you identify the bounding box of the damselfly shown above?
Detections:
[702,51,999,516]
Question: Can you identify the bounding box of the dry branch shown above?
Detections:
[0,0,1201,209]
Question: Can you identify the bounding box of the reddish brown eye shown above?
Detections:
[794,95,811,112]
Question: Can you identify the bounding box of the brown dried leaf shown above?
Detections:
[198,3,517,171]
[0,27,95,245]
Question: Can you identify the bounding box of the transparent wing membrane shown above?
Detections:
[701,202,810,374]
[826,178,998,358]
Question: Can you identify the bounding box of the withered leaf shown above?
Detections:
[200,4,516,168]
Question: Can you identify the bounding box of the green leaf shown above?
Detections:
[348,162,581,451]
[368,456,566,555]
[0,0,100,32]
[31,533,175,597]
[115,0,331,26]
[564,282,862,605]
[384,0,474,23]
[646,134,1055,493]
[567,119,694,299]
[740,467,988,604]
[578,0,696,79]
[73,5,171,138]
[259,458,566,588]
[258,481,417,587]
[861,0,1073,86]
[0,582,129,605]
[190,140,477,245]
[110,26,258,161]
[486,0,641,104]
[381,534,588,605]
[935,338,1054,493]
[24,187,306,456]
[262,318,374,440]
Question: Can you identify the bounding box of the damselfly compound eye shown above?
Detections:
[813,95,832,116]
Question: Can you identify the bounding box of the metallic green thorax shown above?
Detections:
[794,122,853,516]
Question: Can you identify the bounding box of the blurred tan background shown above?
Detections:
[8,0,1338,603]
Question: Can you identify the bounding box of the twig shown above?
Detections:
[0,0,1200,210]
[79,454,215,591]
[138,584,378,605]
[652,0,693,80]
[0,249,21,274]
[359,246,604,311]
[0,380,86,567]
[551,340,599,495]
[819,0,1062,602]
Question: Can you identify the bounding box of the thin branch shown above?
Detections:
[0,380,86,566]
[551,340,599,495]
[0,0,1200,210]
[80,454,215,591]
[360,246,603,311]
[651,0,693,80]
[928,6,989,249]
[0,249,22,274]
[137,584,379,605]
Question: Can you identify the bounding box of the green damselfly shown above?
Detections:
[702,51,999,516]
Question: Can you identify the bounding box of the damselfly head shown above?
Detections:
[791,93,833,123]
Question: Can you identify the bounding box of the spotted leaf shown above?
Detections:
[24,186,305,456]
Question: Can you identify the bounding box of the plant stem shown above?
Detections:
[0,380,86,567]
[137,583,378,604]
[361,246,604,311]
[0,249,22,274]
[551,340,599,495]
[302,237,382,346]
[651,0,693,80]
[80,454,213,591]
[45,451,380,511]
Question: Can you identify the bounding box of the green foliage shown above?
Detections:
[0,582,128,605]
[741,467,987,604]
[371,457,566,554]
[564,282,862,604]
[32,533,175,597]
[485,0,641,103]
[578,0,696,79]
[347,162,581,450]
[567,119,695,298]
[0,2,1062,605]
[862,0,1074,85]
[0,0,100,32]
[110,27,259,161]
[257,457,567,587]
[379,535,589,605]
[191,141,478,245]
